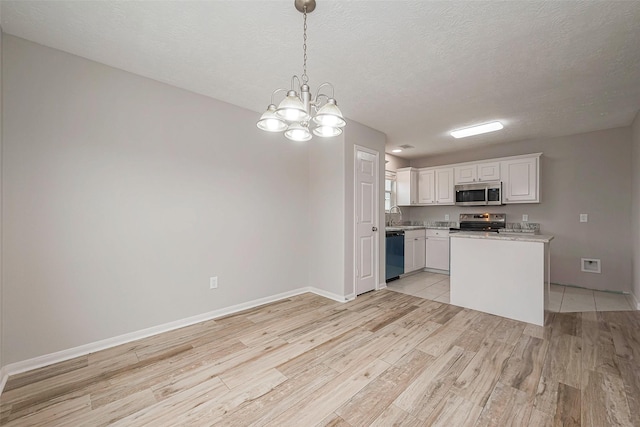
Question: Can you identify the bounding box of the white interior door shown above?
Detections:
[355,146,379,295]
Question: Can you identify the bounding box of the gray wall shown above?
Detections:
[405,127,632,293]
[384,153,409,171]
[632,112,640,305]
[1,35,388,366]
[1,36,315,365]
[0,26,4,372]
[308,136,345,297]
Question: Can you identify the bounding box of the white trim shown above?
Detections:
[377,282,387,290]
[423,268,450,275]
[0,286,349,395]
[631,292,640,310]
[309,287,351,303]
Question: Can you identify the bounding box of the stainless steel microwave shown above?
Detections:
[455,182,502,206]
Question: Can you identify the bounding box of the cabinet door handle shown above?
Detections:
[372,226,378,232]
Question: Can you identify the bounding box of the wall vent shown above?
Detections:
[581,258,601,274]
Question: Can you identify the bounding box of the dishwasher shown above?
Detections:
[385,230,405,282]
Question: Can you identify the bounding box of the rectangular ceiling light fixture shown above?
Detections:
[450,121,503,139]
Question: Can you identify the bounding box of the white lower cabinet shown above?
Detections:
[425,229,450,271]
[404,230,426,273]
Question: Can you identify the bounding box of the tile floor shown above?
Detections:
[386,271,637,313]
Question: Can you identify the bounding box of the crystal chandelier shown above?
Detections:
[257,0,346,141]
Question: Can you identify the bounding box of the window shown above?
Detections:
[385,171,396,212]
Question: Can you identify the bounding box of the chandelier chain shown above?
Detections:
[302,6,308,83]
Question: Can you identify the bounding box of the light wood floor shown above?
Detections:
[1,290,639,426]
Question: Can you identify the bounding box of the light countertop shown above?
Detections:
[385,225,452,232]
[450,231,554,243]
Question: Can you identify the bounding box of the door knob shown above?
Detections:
[372,226,378,232]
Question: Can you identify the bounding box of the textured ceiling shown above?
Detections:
[2,1,640,159]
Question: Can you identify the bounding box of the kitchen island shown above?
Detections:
[450,232,553,326]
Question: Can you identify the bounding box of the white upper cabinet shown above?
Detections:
[501,155,540,203]
[454,161,501,184]
[397,166,455,206]
[418,170,435,204]
[396,168,418,205]
[394,153,540,207]
[477,162,501,181]
[454,164,476,183]
[434,167,455,204]
[417,167,455,205]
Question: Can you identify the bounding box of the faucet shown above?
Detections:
[388,205,402,226]
[389,205,402,214]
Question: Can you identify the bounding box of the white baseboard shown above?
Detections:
[631,292,640,310]
[423,268,450,275]
[308,286,352,303]
[0,366,8,395]
[0,286,350,395]
[378,282,387,290]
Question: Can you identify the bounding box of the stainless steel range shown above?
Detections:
[456,213,506,232]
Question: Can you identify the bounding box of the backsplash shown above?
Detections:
[503,222,541,233]
[384,212,541,234]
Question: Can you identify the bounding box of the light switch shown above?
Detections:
[580,214,588,223]
[522,214,528,222]
[444,214,450,221]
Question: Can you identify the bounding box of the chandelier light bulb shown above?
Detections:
[284,122,312,141]
[257,104,288,132]
[313,99,346,128]
[275,90,310,122]
[313,125,343,137]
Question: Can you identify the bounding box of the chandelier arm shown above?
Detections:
[314,82,335,101]
[290,75,302,91]
[312,93,329,111]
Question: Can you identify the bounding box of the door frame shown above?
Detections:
[353,144,381,297]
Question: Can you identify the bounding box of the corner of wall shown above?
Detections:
[631,110,640,308]
[384,153,409,171]
[0,24,5,378]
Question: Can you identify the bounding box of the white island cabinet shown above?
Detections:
[450,232,553,326]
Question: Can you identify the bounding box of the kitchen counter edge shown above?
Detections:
[385,226,451,232]
[450,231,554,243]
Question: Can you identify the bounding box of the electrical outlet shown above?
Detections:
[444,214,450,221]
[580,214,588,223]
[522,214,528,222]
[210,276,218,289]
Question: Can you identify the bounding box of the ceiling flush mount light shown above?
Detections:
[450,121,504,139]
[257,0,346,142]
[391,149,402,153]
